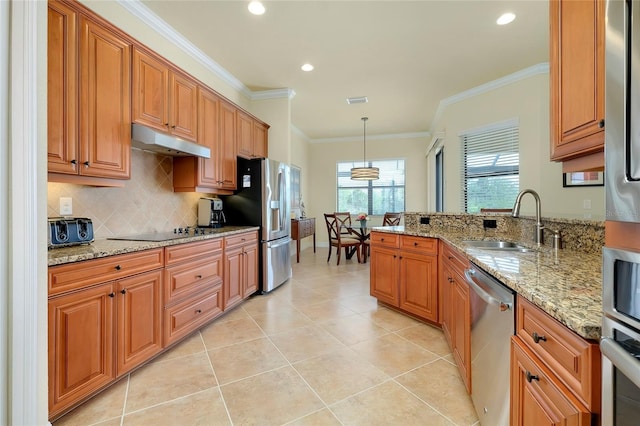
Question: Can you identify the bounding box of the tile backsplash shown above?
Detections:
[47,149,211,238]
[404,212,605,255]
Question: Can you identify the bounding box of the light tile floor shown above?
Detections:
[53,248,479,426]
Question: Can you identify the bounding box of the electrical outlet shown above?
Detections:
[483,219,497,229]
[59,197,72,216]
[420,217,430,225]
[583,199,592,210]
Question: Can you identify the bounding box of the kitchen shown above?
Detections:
[0,0,626,425]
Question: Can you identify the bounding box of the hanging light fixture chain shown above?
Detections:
[362,116,368,167]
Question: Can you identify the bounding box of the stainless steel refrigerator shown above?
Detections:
[223,158,292,293]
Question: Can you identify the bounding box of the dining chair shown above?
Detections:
[334,212,353,237]
[324,213,362,265]
[383,212,403,226]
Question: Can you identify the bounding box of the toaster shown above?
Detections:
[48,217,94,249]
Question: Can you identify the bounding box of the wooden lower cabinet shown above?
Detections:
[369,232,438,323]
[223,231,259,310]
[116,270,163,376]
[439,241,471,393]
[48,282,115,418]
[163,239,224,346]
[511,338,591,425]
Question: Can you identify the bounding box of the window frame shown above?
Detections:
[459,120,520,213]
[336,159,406,215]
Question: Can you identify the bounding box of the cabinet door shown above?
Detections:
[197,87,220,188]
[550,0,605,162]
[369,246,399,306]
[242,241,259,297]
[48,1,78,175]
[253,121,268,159]
[132,48,168,132]
[452,270,471,393]
[439,260,454,347]
[48,283,115,416]
[116,270,163,376]
[169,70,198,142]
[236,110,254,159]
[511,339,591,426]
[78,16,131,179]
[219,100,238,190]
[224,244,244,310]
[399,250,438,322]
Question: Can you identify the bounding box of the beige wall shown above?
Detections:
[307,135,429,245]
[428,72,605,220]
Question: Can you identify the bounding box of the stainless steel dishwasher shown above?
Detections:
[464,264,516,426]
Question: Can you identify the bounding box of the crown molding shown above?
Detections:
[428,62,549,135]
[251,88,296,101]
[117,0,253,98]
[311,131,430,144]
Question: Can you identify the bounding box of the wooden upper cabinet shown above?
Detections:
[48,0,78,175]
[132,48,198,142]
[550,0,605,167]
[173,89,237,193]
[79,16,131,179]
[253,120,268,158]
[132,48,168,131]
[48,0,131,182]
[236,109,269,159]
[168,70,198,141]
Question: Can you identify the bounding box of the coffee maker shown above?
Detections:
[198,197,226,228]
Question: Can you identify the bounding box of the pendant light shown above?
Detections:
[351,117,379,180]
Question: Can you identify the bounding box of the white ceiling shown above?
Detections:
[138,0,549,141]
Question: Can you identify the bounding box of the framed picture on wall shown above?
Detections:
[562,171,604,187]
[291,164,301,212]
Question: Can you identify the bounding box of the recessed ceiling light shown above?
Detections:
[248,1,265,15]
[497,12,516,25]
[346,96,368,105]
[301,63,314,72]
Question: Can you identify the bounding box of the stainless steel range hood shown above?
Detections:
[131,124,210,158]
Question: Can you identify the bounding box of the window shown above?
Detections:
[337,159,405,214]
[461,122,519,213]
[435,148,444,212]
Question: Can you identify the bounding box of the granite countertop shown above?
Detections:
[48,226,259,267]
[372,226,602,341]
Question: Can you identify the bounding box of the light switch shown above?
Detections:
[60,197,72,216]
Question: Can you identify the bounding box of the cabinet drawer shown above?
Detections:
[164,254,223,305]
[440,241,469,275]
[163,284,223,346]
[369,231,399,248]
[224,231,258,248]
[165,238,222,266]
[516,296,600,410]
[400,235,438,254]
[48,248,164,296]
[511,337,591,424]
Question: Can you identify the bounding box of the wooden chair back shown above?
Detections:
[324,213,340,241]
[334,212,352,235]
[383,212,402,226]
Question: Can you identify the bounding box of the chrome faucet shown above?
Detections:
[511,189,544,245]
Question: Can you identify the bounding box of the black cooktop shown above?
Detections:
[108,227,220,242]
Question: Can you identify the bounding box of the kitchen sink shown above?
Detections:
[462,240,535,252]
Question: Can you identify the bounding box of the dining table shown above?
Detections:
[341,221,374,263]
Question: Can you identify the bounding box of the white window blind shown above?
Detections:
[337,159,405,214]
[460,123,519,213]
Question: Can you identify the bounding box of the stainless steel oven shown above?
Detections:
[601,248,640,425]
